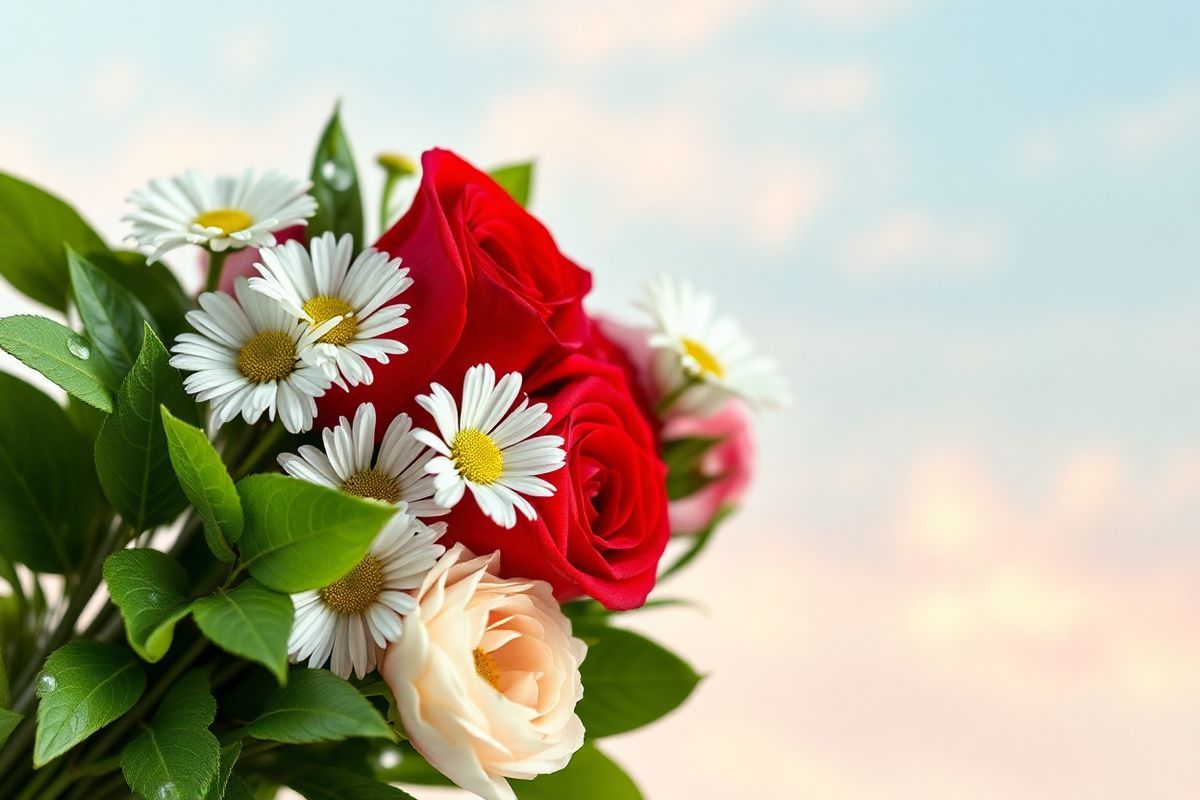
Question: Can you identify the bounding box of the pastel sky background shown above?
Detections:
[3,1,1200,797]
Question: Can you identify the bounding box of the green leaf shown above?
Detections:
[34,640,146,766]
[309,105,364,246]
[0,171,106,311]
[237,474,395,593]
[662,435,723,501]
[515,744,643,800]
[95,325,198,531]
[161,406,243,562]
[245,668,393,744]
[375,743,452,786]
[0,371,101,573]
[576,628,700,739]
[224,774,255,800]
[121,669,220,800]
[287,767,416,800]
[0,633,9,707]
[0,314,117,410]
[102,548,192,663]
[89,250,191,344]
[205,741,243,800]
[0,708,20,748]
[193,580,293,685]
[67,247,153,379]
[0,642,20,745]
[489,162,534,207]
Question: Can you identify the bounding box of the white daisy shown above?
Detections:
[125,170,316,263]
[278,402,445,518]
[248,232,412,388]
[288,508,446,679]
[413,364,566,529]
[169,277,336,434]
[641,274,791,415]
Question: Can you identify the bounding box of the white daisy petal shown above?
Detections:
[285,505,445,679]
[248,232,412,387]
[415,364,566,528]
[170,277,332,434]
[125,170,315,263]
[640,274,791,414]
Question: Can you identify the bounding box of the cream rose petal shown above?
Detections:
[381,544,586,800]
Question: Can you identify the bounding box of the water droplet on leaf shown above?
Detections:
[321,160,353,191]
[66,336,90,360]
[154,782,179,800]
[36,672,57,696]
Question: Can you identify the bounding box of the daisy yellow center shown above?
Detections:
[303,295,358,346]
[236,330,296,383]
[319,555,384,615]
[340,468,402,503]
[194,208,254,235]
[451,428,503,485]
[473,647,500,690]
[682,337,725,379]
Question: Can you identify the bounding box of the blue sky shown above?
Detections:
[4,1,1200,797]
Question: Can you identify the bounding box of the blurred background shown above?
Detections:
[3,1,1200,797]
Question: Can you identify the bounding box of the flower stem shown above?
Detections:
[655,375,700,416]
[204,249,229,293]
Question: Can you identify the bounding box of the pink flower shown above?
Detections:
[663,401,755,534]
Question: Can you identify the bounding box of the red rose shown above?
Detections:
[438,350,670,610]
[317,148,592,424]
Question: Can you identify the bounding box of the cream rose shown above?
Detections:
[381,543,587,800]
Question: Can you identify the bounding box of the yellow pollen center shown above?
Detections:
[473,648,500,690]
[451,428,504,485]
[236,330,296,383]
[194,208,254,235]
[682,337,725,379]
[319,555,385,615]
[340,469,402,503]
[303,295,358,346]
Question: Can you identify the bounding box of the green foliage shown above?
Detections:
[662,435,722,501]
[193,580,293,685]
[0,371,101,573]
[576,627,701,739]
[374,743,452,786]
[0,647,19,748]
[309,105,364,246]
[103,548,192,663]
[89,249,191,344]
[0,708,20,749]
[0,171,106,311]
[121,669,221,800]
[95,326,198,531]
[67,247,153,380]
[516,744,642,800]
[0,314,117,411]
[245,668,393,744]
[162,406,243,562]
[237,474,396,593]
[286,767,417,800]
[205,741,243,800]
[489,161,534,207]
[34,640,146,766]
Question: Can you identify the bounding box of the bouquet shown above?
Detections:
[0,106,788,800]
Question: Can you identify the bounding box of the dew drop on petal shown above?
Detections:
[35,672,57,696]
[66,336,90,360]
[321,160,353,192]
